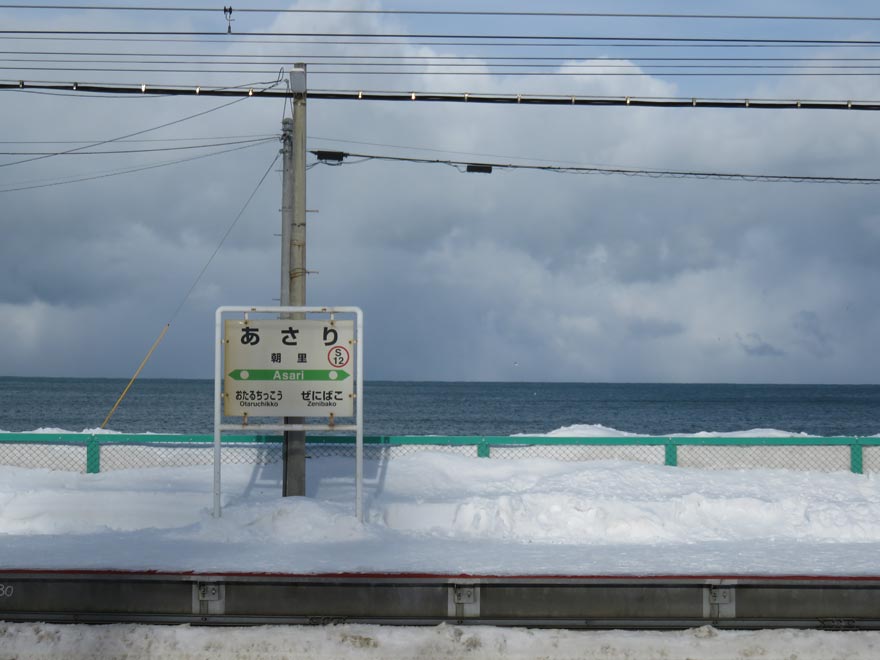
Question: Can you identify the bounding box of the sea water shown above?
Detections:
[1,378,878,437]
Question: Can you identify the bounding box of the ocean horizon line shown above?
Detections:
[1,375,878,387]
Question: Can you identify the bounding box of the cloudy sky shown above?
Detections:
[2,0,879,383]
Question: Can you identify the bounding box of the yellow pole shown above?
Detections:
[100,323,170,429]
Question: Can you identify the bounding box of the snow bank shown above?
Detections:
[2,622,880,660]
[3,452,880,575]
[0,427,123,434]
[534,423,814,438]
[517,423,639,437]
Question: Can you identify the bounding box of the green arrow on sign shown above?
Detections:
[228,369,350,382]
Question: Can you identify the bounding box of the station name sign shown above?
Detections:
[224,319,354,417]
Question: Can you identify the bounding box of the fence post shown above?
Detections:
[851,442,864,475]
[85,437,101,474]
[477,439,490,458]
[664,440,678,467]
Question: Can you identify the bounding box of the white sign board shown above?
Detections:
[224,319,354,417]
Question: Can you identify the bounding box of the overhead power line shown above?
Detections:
[3,5,880,22]
[4,35,876,50]
[166,150,281,323]
[0,140,274,193]
[8,50,880,79]
[309,150,880,186]
[0,78,284,168]
[0,137,274,155]
[5,81,880,111]
[8,65,880,78]
[8,52,880,64]
[0,133,274,144]
[7,31,880,48]
[0,95,248,168]
[8,57,880,73]
[99,148,282,429]
[10,57,880,70]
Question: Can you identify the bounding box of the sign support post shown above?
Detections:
[213,306,364,521]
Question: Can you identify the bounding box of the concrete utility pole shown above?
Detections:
[281,64,307,496]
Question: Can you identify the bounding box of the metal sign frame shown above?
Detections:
[213,306,364,521]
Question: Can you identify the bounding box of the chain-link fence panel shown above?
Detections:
[99,442,283,471]
[307,443,478,461]
[1,435,875,475]
[676,444,851,472]
[488,444,665,464]
[0,441,87,471]
[0,436,286,473]
[861,446,880,474]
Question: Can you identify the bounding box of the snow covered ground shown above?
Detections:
[3,620,880,659]
[3,445,880,575]
[4,430,880,657]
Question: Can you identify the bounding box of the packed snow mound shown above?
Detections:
[534,424,813,438]
[517,424,639,437]
[682,428,815,438]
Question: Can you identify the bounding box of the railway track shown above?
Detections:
[2,570,880,629]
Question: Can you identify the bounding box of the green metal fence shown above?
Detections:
[1,433,879,474]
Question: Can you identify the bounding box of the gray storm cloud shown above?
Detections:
[1,2,879,384]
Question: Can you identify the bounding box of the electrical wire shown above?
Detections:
[167,150,280,323]
[6,82,880,111]
[10,58,880,71]
[9,51,880,63]
[0,133,274,144]
[6,35,876,50]
[0,76,286,168]
[0,139,274,193]
[309,134,581,164]
[10,59,880,72]
[3,5,880,22]
[310,150,880,185]
[10,88,167,99]
[0,137,276,155]
[100,149,280,428]
[8,31,880,47]
[8,51,880,84]
[9,65,880,78]
[0,95,250,168]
